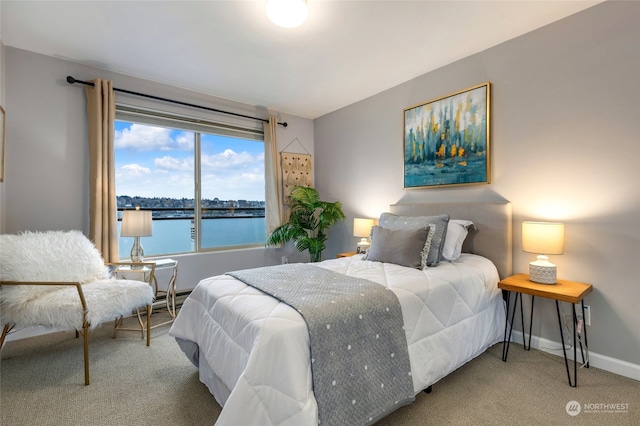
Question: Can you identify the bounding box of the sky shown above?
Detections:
[115,121,265,201]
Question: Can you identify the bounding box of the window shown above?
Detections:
[115,106,266,259]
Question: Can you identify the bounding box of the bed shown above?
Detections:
[169,202,512,425]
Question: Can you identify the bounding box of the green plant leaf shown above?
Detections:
[266,186,345,260]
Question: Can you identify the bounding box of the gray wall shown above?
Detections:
[1,1,638,377]
[1,48,314,292]
[0,40,5,230]
[315,1,640,372]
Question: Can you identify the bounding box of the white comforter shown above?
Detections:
[169,254,506,425]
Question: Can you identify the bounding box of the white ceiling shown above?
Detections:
[1,1,602,119]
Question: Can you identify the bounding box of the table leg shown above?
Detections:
[522,296,534,351]
[167,271,177,318]
[555,300,577,387]
[502,291,512,361]
[502,291,521,362]
[569,304,582,387]
[581,300,590,368]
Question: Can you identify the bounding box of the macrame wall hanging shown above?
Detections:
[280,138,313,200]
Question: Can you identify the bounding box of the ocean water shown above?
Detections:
[118,217,266,259]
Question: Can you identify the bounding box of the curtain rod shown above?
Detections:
[66,76,287,127]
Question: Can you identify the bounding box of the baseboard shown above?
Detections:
[511,330,640,381]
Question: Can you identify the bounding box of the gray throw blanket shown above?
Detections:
[227,263,414,426]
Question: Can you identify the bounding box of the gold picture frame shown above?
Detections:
[403,82,491,189]
[0,105,5,182]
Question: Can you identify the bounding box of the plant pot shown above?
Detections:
[309,251,322,263]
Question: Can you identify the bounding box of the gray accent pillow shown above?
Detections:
[366,226,431,269]
[420,225,436,269]
[378,213,450,266]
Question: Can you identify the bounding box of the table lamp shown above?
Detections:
[522,221,565,284]
[121,206,152,263]
[353,218,374,254]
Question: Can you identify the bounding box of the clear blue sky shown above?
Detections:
[115,121,265,201]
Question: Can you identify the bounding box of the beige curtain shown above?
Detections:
[86,79,118,262]
[264,117,284,235]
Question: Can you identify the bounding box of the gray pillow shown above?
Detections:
[366,226,431,269]
[378,213,450,266]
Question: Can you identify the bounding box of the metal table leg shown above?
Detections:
[502,292,534,361]
[556,300,578,387]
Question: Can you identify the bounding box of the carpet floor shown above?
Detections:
[1,314,638,425]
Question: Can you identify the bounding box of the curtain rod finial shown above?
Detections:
[66,76,76,84]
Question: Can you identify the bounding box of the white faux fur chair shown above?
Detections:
[0,230,155,385]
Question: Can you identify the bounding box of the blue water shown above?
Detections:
[118,217,266,259]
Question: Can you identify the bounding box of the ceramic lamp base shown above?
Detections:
[529,261,557,284]
[356,238,370,254]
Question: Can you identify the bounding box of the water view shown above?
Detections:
[118,217,266,259]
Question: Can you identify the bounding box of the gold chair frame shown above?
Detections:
[0,262,155,386]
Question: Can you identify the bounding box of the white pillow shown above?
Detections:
[442,220,476,261]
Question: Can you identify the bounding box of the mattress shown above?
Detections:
[169,253,506,425]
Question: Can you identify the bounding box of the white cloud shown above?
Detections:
[120,164,151,175]
[202,149,263,170]
[155,156,193,171]
[198,149,265,199]
[200,171,265,201]
[115,126,264,200]
[115,124,192,151]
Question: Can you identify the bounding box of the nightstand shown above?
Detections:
[337,252,357,258]
[112,258,178,337]
[499,273,593,387]
[149,258,179,320]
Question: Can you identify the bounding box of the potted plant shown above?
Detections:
[267,185,346,262]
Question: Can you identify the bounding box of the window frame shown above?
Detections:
[115,104,267,258]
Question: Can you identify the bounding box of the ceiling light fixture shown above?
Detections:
[266,0,308,28]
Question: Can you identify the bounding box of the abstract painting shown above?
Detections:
[403,83,490,189]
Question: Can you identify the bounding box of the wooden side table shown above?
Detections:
[337,252,357,258]
[499,273,593,387]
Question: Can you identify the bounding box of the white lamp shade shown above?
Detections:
[522,222,564,255]
[121,208,152,237]
[522,221,564,284]
[266,0,308,28]
[353,218,374,238]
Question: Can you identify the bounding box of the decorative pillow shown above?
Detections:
[419,225,436,269]
[442,220,476,261]
[378,213,450,266]
[365,226,431,269]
